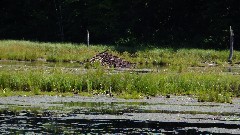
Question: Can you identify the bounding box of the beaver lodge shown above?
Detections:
[89,51,134,68]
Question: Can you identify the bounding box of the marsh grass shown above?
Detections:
[1,40,240,103]
[1,40,240,69]
[0,66,239,103]
[0,40,110,62]
[118,91,143,99]
[0,88,75,97]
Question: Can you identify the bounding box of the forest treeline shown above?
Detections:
[0,0,239,49]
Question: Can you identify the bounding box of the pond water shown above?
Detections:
[0,96,239,134]
[0,115,218,134]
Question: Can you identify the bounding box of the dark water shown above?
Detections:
[0,112,219,134]
[0,101,239,135]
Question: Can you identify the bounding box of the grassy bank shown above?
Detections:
[0,40,240,68]
[0,40,109,62]
[0,40,240,103]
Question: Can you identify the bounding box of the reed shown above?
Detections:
[0,67,239,103]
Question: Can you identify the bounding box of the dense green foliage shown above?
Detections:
[0,66,238,103]
[0,0,239,49]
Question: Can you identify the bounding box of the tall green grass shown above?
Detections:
[0,40,240,68]
[0,68,239,103]
[0,40,240,103]
[0,40,110,62]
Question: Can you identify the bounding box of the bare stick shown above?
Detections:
[228,26,234,62]
[87,30,89,47]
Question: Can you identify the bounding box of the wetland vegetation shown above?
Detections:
[0,40,240,103]
[1,1,240,133]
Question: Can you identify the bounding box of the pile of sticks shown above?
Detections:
[89,51,133,68]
